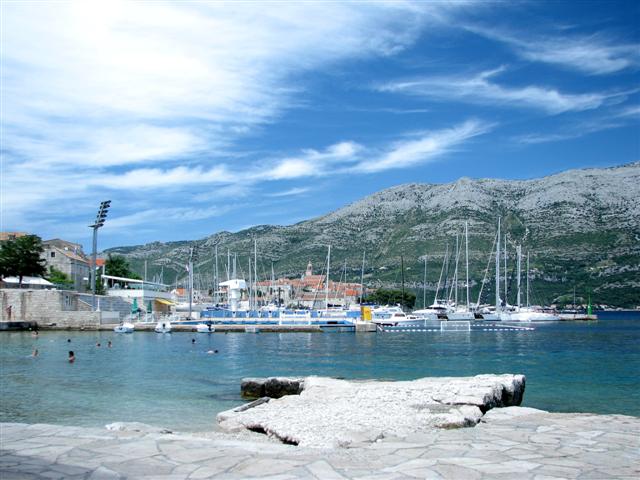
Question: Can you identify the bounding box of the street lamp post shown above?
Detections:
[90,200,111,311]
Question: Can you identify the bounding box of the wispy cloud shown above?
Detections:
[353,120,493,173]
[466,26,640,75]
[377,67,616,114]
[260,142,363,180]
[1,1,443,171]
[616,105,640,118]
[515,105,639,144]
[267,187,312,198]
[105,205,239,232]
[2,1,471,236]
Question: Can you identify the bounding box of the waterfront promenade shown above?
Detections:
[2,408,639,479]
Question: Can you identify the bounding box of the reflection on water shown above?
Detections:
[1,312,638,431]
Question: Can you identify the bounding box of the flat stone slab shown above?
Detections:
[2,411,639,479]
[219,374,526,447]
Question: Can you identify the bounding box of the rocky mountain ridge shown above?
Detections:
[107,162,640,307]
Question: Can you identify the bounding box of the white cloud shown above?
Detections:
[616,105,640,118]
[515,105,638,144]
[105,205,238,232]
[354,120,493,173]
[1,1,441,171]
[260,141,363,180]
[466,26,640,75]
[2,1,473,236]
[378,67,612,114]
[267,187,312,198]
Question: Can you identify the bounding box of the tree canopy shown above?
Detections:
[45,266,73,288]
[105,254,141,280]
[0,235,47,286]
[365,288,416,310]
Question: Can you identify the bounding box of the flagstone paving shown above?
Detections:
[1,408,639,479]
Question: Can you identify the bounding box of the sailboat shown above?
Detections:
[447,223,475,321]
[499,244,559,322]
[411,254,439,321]
[412,244,453,319]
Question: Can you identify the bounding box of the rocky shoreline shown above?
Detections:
[2,375,639,479]
[219,375,526,447]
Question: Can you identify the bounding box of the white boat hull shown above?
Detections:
[447,312,475,321]
[500,311,559,322]
[114,322,135,333]
[196,323,214,333]
[154,321,172,333]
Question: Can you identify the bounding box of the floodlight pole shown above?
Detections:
[90,200,111,311]
[91,227,98,310]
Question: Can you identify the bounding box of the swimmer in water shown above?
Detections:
[107,340,112,348]
[96,342,101,347]
[32,349,39,357]
[191,338,196,344]
[68,351,75,363]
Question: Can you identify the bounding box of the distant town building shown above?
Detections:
[255,261,366,308]
[0,231,28,241]
[42,239,90,292]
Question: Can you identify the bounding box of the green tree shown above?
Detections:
[105,254,141,279]
[367,288,416,310]
[0,235,47,287]
[95,273,106,295]
[45,266,73,288]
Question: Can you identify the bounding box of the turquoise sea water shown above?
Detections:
[1,312,639,432]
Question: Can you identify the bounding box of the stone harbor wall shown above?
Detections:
[0,289,101,328]
[218,374,526,447]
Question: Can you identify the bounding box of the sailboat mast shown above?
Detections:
[188,247,193,320]
[516,245,521,309]
[423,255,427,309]
[214,244,219,304]
[503,234,507,306]
[254,238,258,310]
[435,244,447,305]
[360,251,366,304]
[400,254,405,312]
[496,217,501,310]
[526,251,530,308]
[248,256,252,311]
[465,221,469,311]
[454,234,459,306]
[325,245,331,309]
[227,249,230,281]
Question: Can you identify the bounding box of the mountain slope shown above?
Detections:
[106,162,640,308]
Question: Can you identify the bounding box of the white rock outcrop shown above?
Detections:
[218,374,526,448]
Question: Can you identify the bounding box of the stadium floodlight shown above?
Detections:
[89,201,111,311]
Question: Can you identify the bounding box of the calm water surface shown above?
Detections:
[1,312,639,432]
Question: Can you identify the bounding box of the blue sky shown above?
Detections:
[1,1,638,251]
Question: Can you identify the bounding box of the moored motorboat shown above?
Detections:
[372,306,421,326]
[154,321,172,333]
[114,322,135,333]
[500,307,559,322]
[196,322,214,333]
[410,309,439,321]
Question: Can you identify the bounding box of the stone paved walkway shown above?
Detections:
[1,408,639,479]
